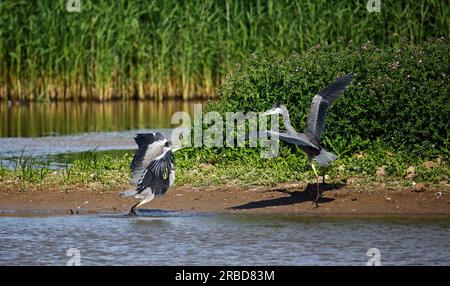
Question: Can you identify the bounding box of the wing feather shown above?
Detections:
[129,132,166,185]
[136,148,175,197]
[306,73,353,139]
[253,130,319,149]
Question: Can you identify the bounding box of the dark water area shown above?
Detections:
[0,214,449,265]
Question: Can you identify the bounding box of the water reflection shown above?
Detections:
[0,100,204,137]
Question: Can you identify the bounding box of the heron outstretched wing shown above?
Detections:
[306,73,353,139]
[136,147,175,196]
[130,132,166,185]
[251,130,319,149]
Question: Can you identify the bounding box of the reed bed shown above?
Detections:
[0,0,448,101]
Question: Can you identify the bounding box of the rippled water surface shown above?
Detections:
[0,214,449,265]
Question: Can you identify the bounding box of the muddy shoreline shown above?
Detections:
[1,182,449,217]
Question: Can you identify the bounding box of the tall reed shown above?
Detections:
[0,0,448,101]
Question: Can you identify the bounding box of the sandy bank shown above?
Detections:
[0,182,449,217]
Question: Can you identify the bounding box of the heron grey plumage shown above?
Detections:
[120,132,175,216]
[260,73,353,206]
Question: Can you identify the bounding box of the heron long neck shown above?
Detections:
[282,111,300,136]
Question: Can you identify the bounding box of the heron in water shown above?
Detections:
[259,73,353,206]
[120,132,175,216]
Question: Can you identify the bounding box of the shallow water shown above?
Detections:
[0,129,170,168]
[0,129,167,163]
[0,100,202,166]
[0,213,449,265]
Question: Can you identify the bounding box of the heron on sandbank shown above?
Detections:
[260,73,353,206]
[120,132,175,216]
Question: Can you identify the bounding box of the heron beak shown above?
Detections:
[260,108,279,116]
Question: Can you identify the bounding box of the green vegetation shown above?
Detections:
[174,38,449,188]
[0,151,131,191]
[0,39,448,190]
[0,145,448,191]
[209,38,450,158]
[12,152,50,184]
[1,0,448,101]
[4,149,445,192]
[176,146,449,187]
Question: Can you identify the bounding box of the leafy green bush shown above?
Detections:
[208,38,450,159]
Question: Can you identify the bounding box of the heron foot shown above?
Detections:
[313,198,320,208]
[309,187,321,207]
[127,209,137,216]
[311,196,320,207]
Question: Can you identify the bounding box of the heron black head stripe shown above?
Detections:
[134,132,165,147]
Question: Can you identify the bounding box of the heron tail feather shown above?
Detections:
[316,149,338,166]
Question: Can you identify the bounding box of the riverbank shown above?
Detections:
[1,181,449,217]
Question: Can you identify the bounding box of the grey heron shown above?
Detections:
[120,132,175,216]
[260,73,353,206]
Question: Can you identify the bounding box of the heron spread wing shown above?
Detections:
[130,132,166,185]
[136,147,175,196]
[255,130,319,149]
[306,73,353,139]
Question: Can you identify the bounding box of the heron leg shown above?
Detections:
[311,163,320,207]
[128,194,155,216]
[128,202,140,216]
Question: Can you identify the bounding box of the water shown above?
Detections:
[0,100,201,137]
[0,214,449,265]
[0,101,203,166]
